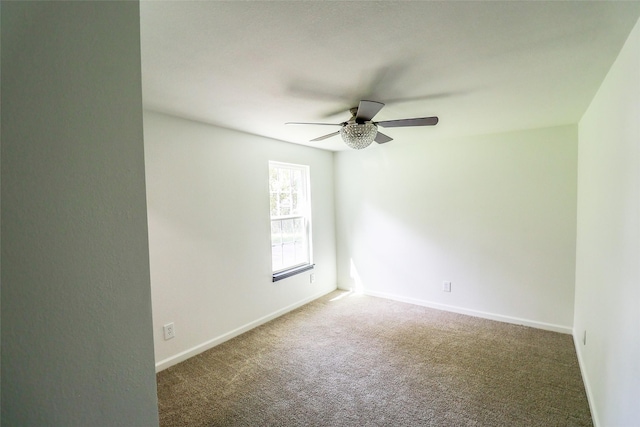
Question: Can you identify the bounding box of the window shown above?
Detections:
[269,161,313,281]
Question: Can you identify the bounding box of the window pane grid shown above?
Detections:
[269,162,311,274]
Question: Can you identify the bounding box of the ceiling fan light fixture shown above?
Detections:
[286,100,438,147]
[340,122,377,150]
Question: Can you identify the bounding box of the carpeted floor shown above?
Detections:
[157,291,592,426]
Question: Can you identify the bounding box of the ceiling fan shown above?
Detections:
[286,100,438,150]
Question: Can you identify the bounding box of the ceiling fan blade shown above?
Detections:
[310,131,340,142]
[286,122,342,126]
[355,100,385,122]
[374,132,393,144]
[376,116,439,128]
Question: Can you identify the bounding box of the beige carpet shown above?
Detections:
[157,291,592,426]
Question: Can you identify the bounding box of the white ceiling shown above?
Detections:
[140,1,640,151]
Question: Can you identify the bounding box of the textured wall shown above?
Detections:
[335,125,578,332]
[144,111,337,370]
[1,2,159,425]
[574,17,640,427]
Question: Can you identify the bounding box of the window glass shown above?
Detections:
[269,162,312,274]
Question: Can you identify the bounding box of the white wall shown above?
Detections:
[1,2,159,425]
[574,17,640,427]
[335,125,578,332]
[144,111,336,370]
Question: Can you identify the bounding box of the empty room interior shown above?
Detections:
[2,1,640,426]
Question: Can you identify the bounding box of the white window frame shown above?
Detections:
[269,161,314,281]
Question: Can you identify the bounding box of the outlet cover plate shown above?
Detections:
[163,323,175,340]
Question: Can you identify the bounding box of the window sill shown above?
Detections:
[272,264,315,282]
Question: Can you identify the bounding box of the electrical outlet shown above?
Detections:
[163,323,175,340]
[310,273,315,284]
[443,281,452,292]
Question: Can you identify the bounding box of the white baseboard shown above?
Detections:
[155,287,337,372]
[573,331,599,427]
[156,286,572,371]
[362,289,573,334]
